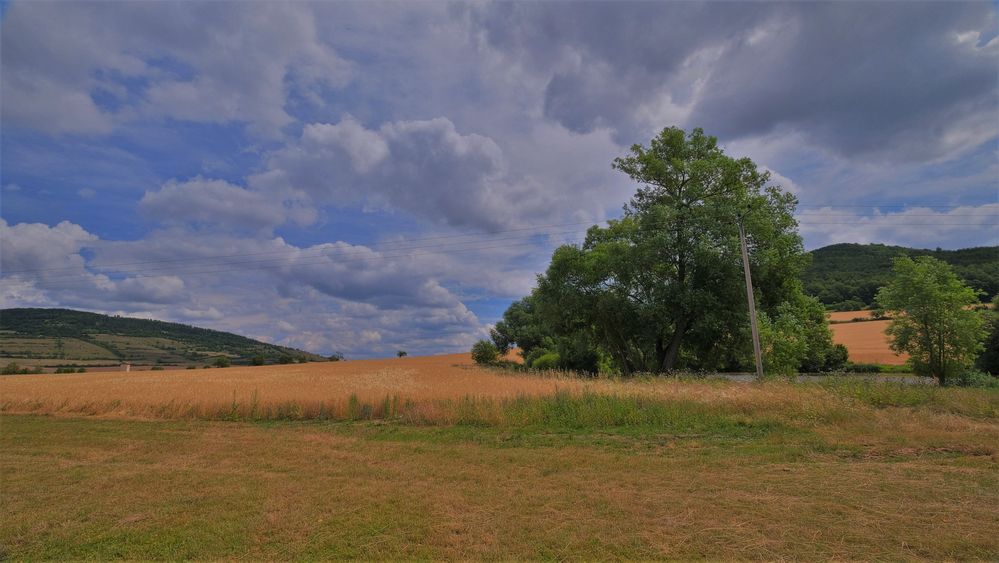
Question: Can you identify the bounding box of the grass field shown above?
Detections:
[2,355,998,559]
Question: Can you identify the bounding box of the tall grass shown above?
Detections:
[1,389,778,435]
[818,376,999,418]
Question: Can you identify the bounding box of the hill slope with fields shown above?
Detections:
[804,243,998,311]
[0,308,326,367]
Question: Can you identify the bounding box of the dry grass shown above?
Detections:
[2,354,998,559]
[2,405,997,560]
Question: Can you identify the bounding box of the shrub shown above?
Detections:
[329,352,344,362]
[844,363,881,373]
[824,344,849,371]
[251,355,265,366]
[150,366,165,371]
[950,369,999,389]
[213,356,231,368]
[77,367,87,373]
[2,362,22,375]
[397,350,408,358]
[531,352,561,371]
[471,340,500,365]
[277,355,293,364]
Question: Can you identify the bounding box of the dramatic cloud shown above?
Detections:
[471,2,999,162]
[1,1,995,356]
[253,116,624,230]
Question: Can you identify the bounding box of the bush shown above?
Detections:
[213,356,231,368]
[531,352,561,370]
[471,339,500,365]
[2,362,22,375]
[824,344,849,371]
[77,367,87,373]
[277,355,293,364]
[950,369,999,388]
[150,366,165,371]
[329,352,344,362]
[844,362,881,373]
[251,355,265,366]
[397,350,408,358]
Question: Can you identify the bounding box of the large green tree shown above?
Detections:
[495,127,839,374]
[876,256,987,384]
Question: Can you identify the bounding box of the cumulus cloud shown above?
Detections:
[252,116,627,230]
[1,2,349,136]
[139,177,314,232]
[0,220,491,357]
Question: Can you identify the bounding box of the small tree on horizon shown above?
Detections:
[397,350,408,358]
[876,256,986,385]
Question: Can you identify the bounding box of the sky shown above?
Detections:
[1,1,997,358]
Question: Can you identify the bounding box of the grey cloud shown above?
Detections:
[139,177,313,232]
[254,117,520,229]
[472,1,998,162]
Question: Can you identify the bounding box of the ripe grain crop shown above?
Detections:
[830,318,907,364]
[0,354,594,420]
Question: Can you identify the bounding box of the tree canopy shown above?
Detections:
[491,127,842,375]
[876,256,987,384]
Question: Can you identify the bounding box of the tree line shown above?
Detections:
[472,126,996,384]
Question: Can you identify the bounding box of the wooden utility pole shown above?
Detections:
[738,220,764,379]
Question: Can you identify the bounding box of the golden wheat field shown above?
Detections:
[829,315,907,365]
[0,353,589,419]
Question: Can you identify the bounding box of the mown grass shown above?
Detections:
[2,378,998,560]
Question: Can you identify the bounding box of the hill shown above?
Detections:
[0,308,327,367]
[803,243,999,310]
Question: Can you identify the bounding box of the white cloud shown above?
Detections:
[1,3,349,137]
[800,204,999,249]
[139,177,313,232]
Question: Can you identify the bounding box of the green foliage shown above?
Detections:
[876,256,987,385]
[213,356,231,368]
[397,350,408,358]
[804,243,998,309]
[975,297,999,375]
[757,304,809,376]
[498,126,837,376]
[471,340,500,365]
[329,352,345,362]
[150,366,165,371]
[1,362,43,375]
[951,369,999,389]
[251,355,265,366]
[530,352,561,371]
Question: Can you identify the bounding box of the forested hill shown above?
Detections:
[0,308,326,366]
[803,243,999,310]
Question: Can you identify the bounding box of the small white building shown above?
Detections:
[121,362,131,372]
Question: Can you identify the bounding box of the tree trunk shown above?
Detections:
[661,316,690,372]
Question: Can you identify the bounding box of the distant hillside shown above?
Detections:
[804,244,999,311]
[0,308,327,367]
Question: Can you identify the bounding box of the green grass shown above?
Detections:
[3,382,998,560]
